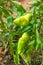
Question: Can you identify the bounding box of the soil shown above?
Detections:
[17,0,32,10]
[0,46,42,65]
[0,47,14,65]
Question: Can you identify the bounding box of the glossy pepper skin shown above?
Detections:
[14,14,31,27]
[18,32,29,54]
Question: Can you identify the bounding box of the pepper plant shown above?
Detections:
[0,0,43,65]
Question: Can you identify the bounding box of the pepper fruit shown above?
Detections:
[18,32,29,54]
[14,13,31,27]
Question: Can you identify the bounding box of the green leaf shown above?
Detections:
[2,8,10,17]
[10,0,26,14]
[19,25,31,34]
[35,29,41,50]
[0,7,2,18]
[28,0,41,6]
[13,51,19,65]
[0,0,5,6]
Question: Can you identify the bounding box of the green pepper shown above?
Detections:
[18,32,29,54]
[14,13,31,27]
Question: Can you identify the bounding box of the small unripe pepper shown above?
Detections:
[18,32,29,54]
[14,13,31,27]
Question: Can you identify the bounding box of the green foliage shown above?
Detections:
[0,0,43,65]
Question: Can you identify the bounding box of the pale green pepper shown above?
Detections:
[18,32,29,54]
[14,13,31,27]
